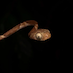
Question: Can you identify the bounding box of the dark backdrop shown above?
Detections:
[0,0,72,72]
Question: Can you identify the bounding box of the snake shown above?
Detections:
[0,20,51,41]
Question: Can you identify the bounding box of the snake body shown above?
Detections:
[0,20,51,41]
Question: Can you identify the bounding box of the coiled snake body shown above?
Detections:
[0,20,51,41]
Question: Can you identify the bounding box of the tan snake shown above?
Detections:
[0,20,51,41]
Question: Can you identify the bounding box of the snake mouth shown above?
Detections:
[35,32,42,41]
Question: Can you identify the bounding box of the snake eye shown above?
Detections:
[35,33,42,40]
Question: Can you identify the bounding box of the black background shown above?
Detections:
[0,0,72,72]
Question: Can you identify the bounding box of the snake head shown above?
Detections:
[29,29,51,41]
